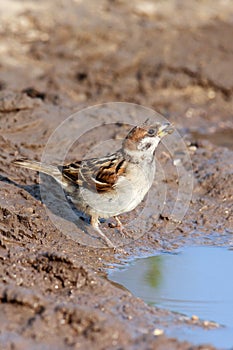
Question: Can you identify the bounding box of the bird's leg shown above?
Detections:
[90,215,115,248]
[114,216,124,233]
[113,216,131,238]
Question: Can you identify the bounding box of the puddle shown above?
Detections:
[192,129,233,150]
[108,246,233,349]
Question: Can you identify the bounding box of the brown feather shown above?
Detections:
[60,152,127,193]
[123,126,148,150]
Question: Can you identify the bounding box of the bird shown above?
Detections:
[13,121,173,248]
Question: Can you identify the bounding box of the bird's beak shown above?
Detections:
[157,122,174,138]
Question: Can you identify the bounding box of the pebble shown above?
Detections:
[26,207,34,214]
[191,315,199,321]
[203,320,219,328]
[153,328,164,336]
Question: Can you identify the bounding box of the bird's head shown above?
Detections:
[123,121,173,161]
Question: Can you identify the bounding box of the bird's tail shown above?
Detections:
[13,159,63,184]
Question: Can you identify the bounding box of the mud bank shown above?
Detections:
[0,1,232,349]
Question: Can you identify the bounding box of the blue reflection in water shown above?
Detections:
[108,246,233,349]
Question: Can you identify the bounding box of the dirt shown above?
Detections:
[0,0,233,349]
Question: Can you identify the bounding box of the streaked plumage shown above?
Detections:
[13,121,173,248]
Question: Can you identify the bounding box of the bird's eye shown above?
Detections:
[147,128,155,136]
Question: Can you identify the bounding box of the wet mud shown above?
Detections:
[0,1,233,349]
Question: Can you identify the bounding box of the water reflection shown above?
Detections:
[109,246,233,348]
[144,255,162,289]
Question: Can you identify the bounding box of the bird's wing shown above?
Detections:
[59,152,127,193]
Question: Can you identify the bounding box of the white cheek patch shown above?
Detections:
[138,136,160,151]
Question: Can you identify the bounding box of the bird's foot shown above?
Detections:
[91,216,115,248]
[109,216,131,239]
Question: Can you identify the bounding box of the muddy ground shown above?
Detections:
[0,0,233,349]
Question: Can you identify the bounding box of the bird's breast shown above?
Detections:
[74,161,155,219]
[114,161,155,212]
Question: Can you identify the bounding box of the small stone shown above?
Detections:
[26,207,34,214]
[203,320,219,328]
[189,145,197,152]
[112,331,119,340]
[191,315,199,321]
[207,89,216,99]
[173,158,181,166]
[153,328,164,336]
[134,1,157,17]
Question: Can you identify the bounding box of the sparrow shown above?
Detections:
[13,121,173,248]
